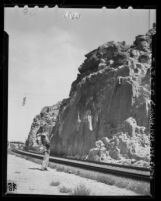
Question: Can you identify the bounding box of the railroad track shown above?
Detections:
[27,149,150,172]
[12,149,151,182]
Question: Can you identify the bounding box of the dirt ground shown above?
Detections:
[7,154,139,196]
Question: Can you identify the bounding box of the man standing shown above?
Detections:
[37,124,50,171]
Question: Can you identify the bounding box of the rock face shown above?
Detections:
[25,102,61,150]
[49,26,155,164]
[26,25,155,167]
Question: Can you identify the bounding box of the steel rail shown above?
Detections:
[12,149,151,182]
[27,149,150,172]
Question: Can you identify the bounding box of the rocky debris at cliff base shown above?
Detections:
[86,117,150,168]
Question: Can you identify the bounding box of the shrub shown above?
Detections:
[49,163,56,169]
[96,175,115,185]
[71,184,91,195]
[50,181,60,186]
[128,183,150,195]
[59,186,72,193]
[116,181,128,188]
[56,166,64,172]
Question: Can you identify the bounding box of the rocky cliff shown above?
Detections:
[26,25,155,167]
[25,102,61,150]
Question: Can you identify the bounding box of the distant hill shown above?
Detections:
[9,141,25,144]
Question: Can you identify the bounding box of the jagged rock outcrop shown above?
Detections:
[25,102,61,149]
[25,25,155,167]
[49,26,155,164]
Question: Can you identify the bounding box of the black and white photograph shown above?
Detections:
[4,6,156,196]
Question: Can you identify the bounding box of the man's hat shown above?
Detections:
[42,133,47,136]
[41,133,48,137]
[37,134,41,137]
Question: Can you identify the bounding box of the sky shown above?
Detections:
[4,7,156,142]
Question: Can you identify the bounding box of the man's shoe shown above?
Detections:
[41,168,47,171]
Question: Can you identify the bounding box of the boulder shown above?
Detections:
[98,59,107,70]
[129,48,140,59]
[95,140,105,148]
[118,137,129,155]
[87,147,100,161]
[138,54,151,64]
[133,160,150,168]
[113,52,129,67]
[101,137,110,147]
[88,147,99,157]
[123,117,137,137]
[99,146,107,161]
[133,35,150,52]
[109,147,121,160]
[135,125,146,134]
